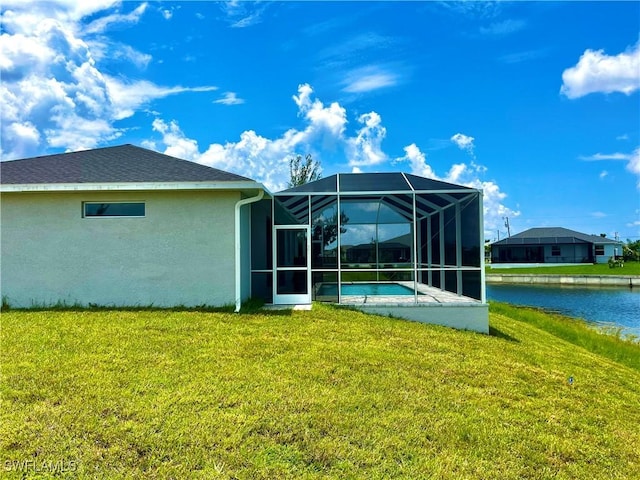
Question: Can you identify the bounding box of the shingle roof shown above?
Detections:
[493,227,622,245]
[0,144,253,184]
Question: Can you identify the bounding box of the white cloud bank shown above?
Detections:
[561,40,640,98]
[0,2,518,237]
[0,0,217,159]
[146,84,519,237]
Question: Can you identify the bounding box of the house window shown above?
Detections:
[83,202,145,218]
[551,246,561,256]
[595,245,605,256]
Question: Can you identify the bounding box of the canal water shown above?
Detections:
[486,284,640,338]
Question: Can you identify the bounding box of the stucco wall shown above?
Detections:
[1,190,240,308]
[594,244,620,264]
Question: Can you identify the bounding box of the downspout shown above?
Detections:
[235,189,265,313]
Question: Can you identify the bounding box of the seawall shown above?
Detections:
[486,274,639,288]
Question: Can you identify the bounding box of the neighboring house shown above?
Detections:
[1,146,488,332]
[490,227,623,264]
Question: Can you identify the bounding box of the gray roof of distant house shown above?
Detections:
[0,144,253,184]
[492,227,622,245]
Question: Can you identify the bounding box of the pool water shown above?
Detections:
[317,282,418,296]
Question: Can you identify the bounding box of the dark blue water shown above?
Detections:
[486,284,640,338]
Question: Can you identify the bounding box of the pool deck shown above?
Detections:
[265,282,489,333]
[336,282,488,334]
[337,281,480,306]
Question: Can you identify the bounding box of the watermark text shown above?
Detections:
[4,459,78,473]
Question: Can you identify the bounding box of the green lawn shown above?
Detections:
[486,261,640,276]
[2,304,639,479]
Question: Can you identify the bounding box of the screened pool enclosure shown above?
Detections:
[250,173,486,310]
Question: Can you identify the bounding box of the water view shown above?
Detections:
[486,284,640,338]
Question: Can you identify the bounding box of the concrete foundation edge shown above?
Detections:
[353,303,490,334]
[486,274,638,287]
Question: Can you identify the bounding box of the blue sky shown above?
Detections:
[1,1,639,241]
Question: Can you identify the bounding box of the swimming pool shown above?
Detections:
[316,282,419,296]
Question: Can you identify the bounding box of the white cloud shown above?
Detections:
[214,92,245,105]
[591,211,607,218]
[0,32,55,70]
[446,163,468,183]
[344,73,397,93]
[84,2,148,34]
[438,1,503,20]
[150,85,349,192]
[393,143,519,237]
[143,84,519,238]
[293,83,347,141]
[580,148,640,189]
[105,76,218,119]
[342,66,399,93]
[108,44,152,69]
[627,148,640,188]
[479,19,525,36]
[150,119,199,161]
[0,1,218,160]
[579,152,629,161]
[218,1,267,28]
[599,170,608,179]
[4,121,41,158]
[145,84,518,236]
[346,112,387,167]
[160,7,174,21]
[560,41,640,99]
[451,133,475,156]
[395,144,437,179]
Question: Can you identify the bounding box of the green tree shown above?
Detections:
[288,153,321,187]
[623,239,640,262]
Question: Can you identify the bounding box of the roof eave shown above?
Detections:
[0,181,272,196]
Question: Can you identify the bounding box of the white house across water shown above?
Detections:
[0,145,488,332]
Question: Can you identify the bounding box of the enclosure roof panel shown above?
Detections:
[403,173,474,192]
[280,175,337,193]
[278,172,475,194]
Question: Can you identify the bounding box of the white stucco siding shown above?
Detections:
[0,190,240,308]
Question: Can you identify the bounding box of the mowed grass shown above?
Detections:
[2,304,639,479]
[486,262,640,276]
